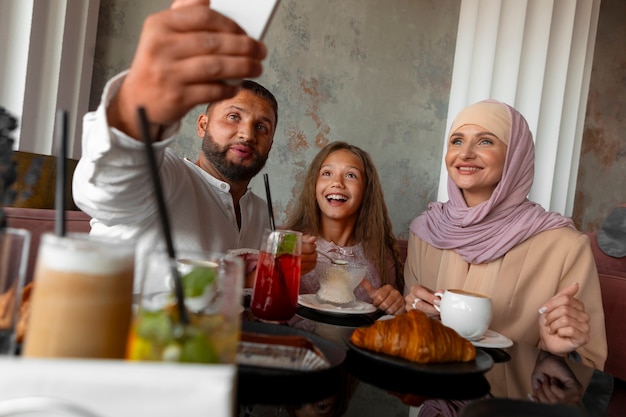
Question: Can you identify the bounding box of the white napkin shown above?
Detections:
[0,357,236,417]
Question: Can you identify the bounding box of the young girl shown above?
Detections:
[285,142,405,315]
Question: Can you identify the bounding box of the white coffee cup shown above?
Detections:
[434,289,493,341]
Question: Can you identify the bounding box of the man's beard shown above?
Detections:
[201,133,268,182]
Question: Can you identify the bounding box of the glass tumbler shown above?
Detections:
[127,250,243,364]
[250,229,302,323]
[0,228,30,355]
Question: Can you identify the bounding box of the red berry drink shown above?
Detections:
[250,251,301,322]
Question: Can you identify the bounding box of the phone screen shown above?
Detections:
[211,0,281,40]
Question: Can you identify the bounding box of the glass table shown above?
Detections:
[237,305,615,417]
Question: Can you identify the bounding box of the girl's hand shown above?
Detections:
[360,280,405,315]
[300,235,318,275]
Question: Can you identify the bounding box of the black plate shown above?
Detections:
[237,321,347,405]
[459,398,585,417]
[347,341,494,376]
[296,305,381,327]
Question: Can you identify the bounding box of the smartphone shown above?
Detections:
[211,0,281,40]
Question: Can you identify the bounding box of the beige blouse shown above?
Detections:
[404,227,607,370]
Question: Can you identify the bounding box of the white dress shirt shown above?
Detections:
[73,72,270,292]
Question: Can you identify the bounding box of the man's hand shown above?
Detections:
[109,0,267,139]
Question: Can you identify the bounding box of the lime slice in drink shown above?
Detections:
[277,232,297,256]
[135,309,174,345]
[180,332,218,363]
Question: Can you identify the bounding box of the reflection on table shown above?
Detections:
[238,306,614,417]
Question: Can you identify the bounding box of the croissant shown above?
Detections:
[16,283,34,344]
[350,310,476,363]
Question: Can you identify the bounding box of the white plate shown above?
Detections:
[298,294,377,315]
[228,248,259,257]
[470,329,513,348]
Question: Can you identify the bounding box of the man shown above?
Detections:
[73,0,316,291]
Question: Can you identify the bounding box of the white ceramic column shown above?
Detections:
[0,0,100,158]
[437,0,601,216]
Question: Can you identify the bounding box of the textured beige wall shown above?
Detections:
[90,0,626,237]
[573,0,626,232]
[249,0,459,238]
[89,0,170,111]
[89,0,460,239]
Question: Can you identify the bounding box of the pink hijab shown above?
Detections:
[410,100,574,264]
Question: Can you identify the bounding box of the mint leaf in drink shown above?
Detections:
[181,264,217,298]
[277,232,297,255]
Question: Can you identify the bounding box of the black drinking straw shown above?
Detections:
[263,173,276,231]
[137,107,189,325]
[54,109,67,237]
[263,173,287,295]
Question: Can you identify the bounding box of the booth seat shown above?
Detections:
[586,231,626,382]
[3,207,92,284]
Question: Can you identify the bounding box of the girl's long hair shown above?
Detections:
[285,141,404,292]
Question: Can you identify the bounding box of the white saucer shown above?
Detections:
[228,248,259,257]
[298,294,377,315]
[470,329,513,348]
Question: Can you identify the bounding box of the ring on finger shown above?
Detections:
[412,298,421,309]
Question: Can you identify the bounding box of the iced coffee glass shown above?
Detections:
[22,233,135,359]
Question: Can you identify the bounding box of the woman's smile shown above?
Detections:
[445,124,507,207]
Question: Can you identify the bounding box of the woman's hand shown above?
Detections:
[404,284,441,316]
[360,280,405,315]
[538,283,590,356]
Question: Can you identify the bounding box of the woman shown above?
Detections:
[404,100,607,369]
[285,142,405,315]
